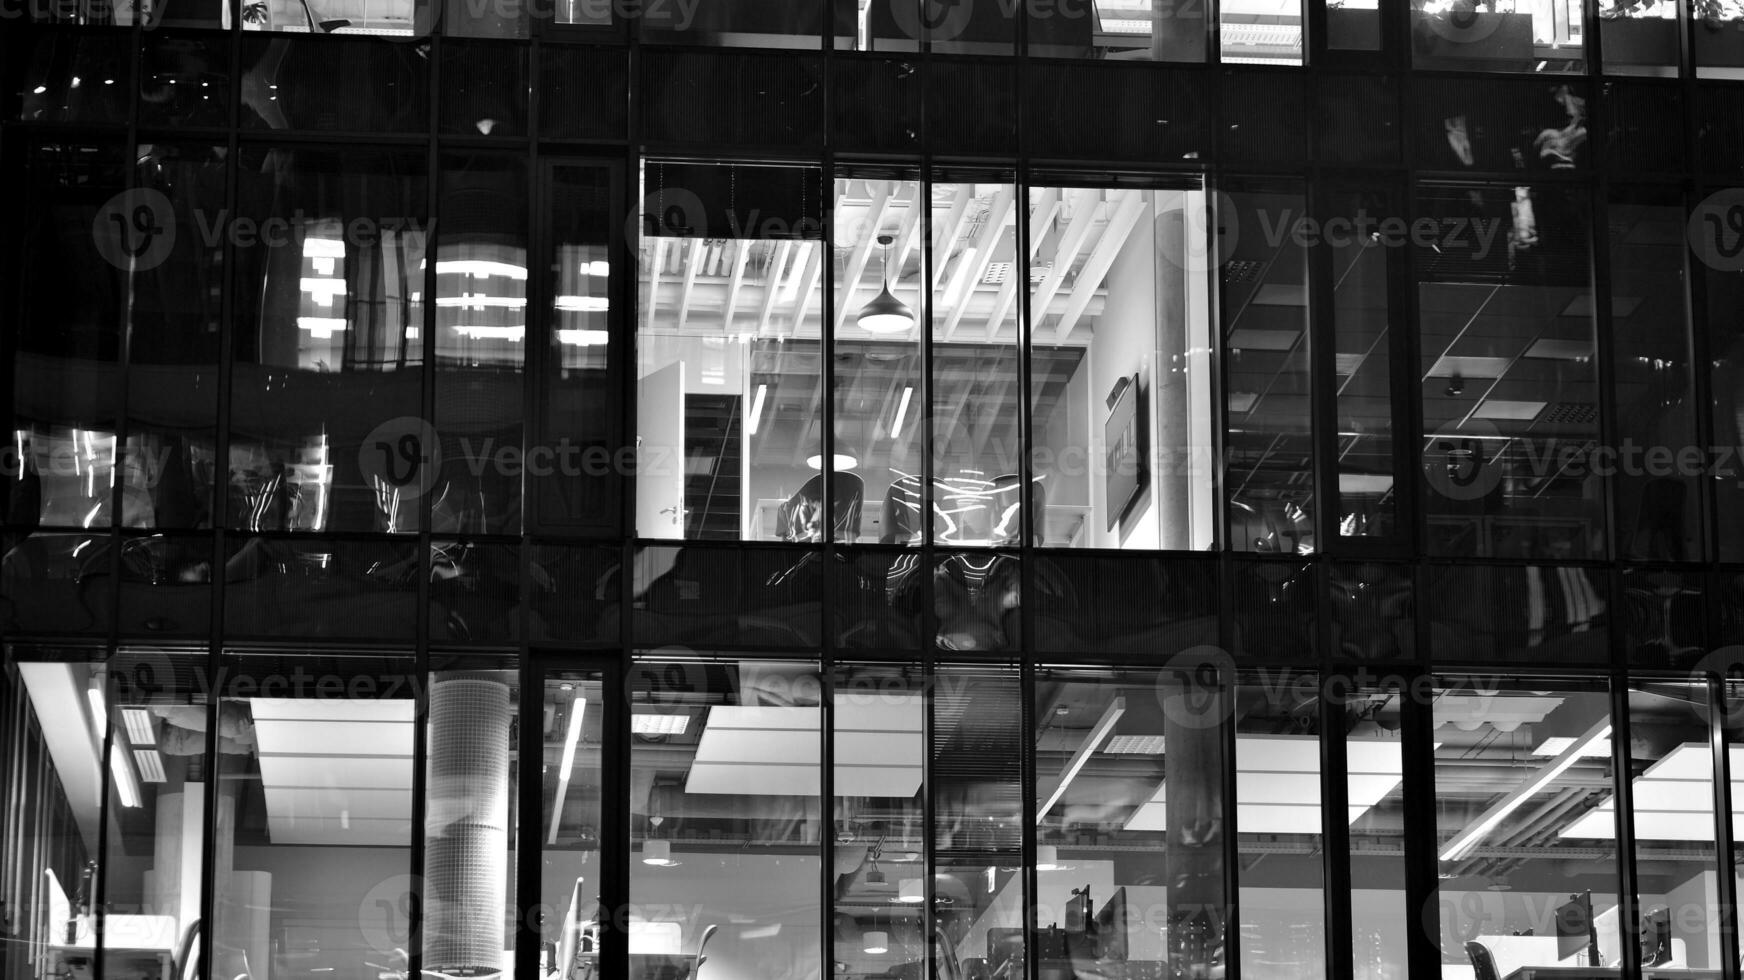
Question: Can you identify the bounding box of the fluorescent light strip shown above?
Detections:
[748,384,768,437]
[631,713,689,735]
[122,707,155,746]
[547,696,587,846]
[133,749,167,783]
[1438,719,1611,862]
[110,752,142,808]
[1037,697,1126,821]
[892,386,913,437]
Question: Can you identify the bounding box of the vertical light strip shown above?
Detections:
[547,696,588,846]
[892,386,914,437]
[748,383,768,436]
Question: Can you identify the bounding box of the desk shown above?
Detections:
[1499,962,1730,969]
[45,946,174,980]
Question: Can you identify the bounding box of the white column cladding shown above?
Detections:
[423,675,513,973]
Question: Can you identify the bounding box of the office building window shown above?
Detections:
[1432,677,1621,978]
[1028,181,1217,550]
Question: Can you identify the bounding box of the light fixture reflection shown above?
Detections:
[863,931,889,955]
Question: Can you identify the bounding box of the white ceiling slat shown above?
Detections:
[1054,190,1148,342]
[252,698,415,847]
[834,184,893,333]
[676,238,705,332]
[984,187,1062,340]
[941,186,1017,342]
[891,188,924,288]
[784,242,825,337]
[756,240,793,337]
[642,238,668,332]
[721,239,750,333]
[930,184,977,293]
[1028,187,1103,333]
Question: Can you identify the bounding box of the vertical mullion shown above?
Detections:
[1400,668,1443,980]
[1710,673,1741,980]
[1319,674,1353,980]
[1609,671,1643,979]
[921,659,937,980]
[1020,658,1038,980]
[514,653,544,980]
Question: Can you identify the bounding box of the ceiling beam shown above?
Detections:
[1054,189,1148,342]
[721,238,750,334]
[986,186,1061,340]
[940,185,1017,341]
[1028,188,1103,334]
[676,238,706,332]
[756,240,793,337]
[930,184,976,297]
[642,238,667,332]
[1037,697,1126,821]
[785,242,824,337]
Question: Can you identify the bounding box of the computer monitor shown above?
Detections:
[555,877,587,980]
[1094,887,1129,962]
[1066,887,1093,933]
[1554,891,1599,966]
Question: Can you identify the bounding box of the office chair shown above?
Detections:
[1641,906,1673,968]
[691,923,718,979]
[175,920,202,980]
[1464,941,1501,980]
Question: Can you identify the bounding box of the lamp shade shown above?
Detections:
[897,878,924,903]
[1035,845,1060,871]
[642,840,672,866]
[863,931,889,955]
[856,285,915,334]
[805,452,860,471]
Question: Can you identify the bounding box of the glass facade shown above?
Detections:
[6,4,1744,980]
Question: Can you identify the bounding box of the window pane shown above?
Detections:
[1224,184,1315,554]
[1695,3,1744,79]
[1237,671,1324,980]
[214,655,417,980]
[833,172,923,545]
[1341,680,1408,980]
[1411,0,1585,72]
[832,662,924,976]
[1417,183,1602,560]
[630,657,822,974]
[229,147,428,534]
[1608,189,1700,561]
[1029,184,1217,549]
[1221,0,1302,64]
[932,176,1024,547]
[1034,665,1228,980]
[1698,185,1744,561]
[535,164,619,533]
[433,154,527,536]
[634,162,826,541]
[96,649,208,976]
[425,663,518,976]
[1629,681,1723,971]
[1432,677,1620,978]
[1,648,106,980]
[129,143,225,532]
[1425,563,1610,661]
[937,663,1024,979]
[1599,0,1678,77]
[642,0,828,48]
[541,670,605,980]
[1326,186,1402,541]
[10,142,128,531]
